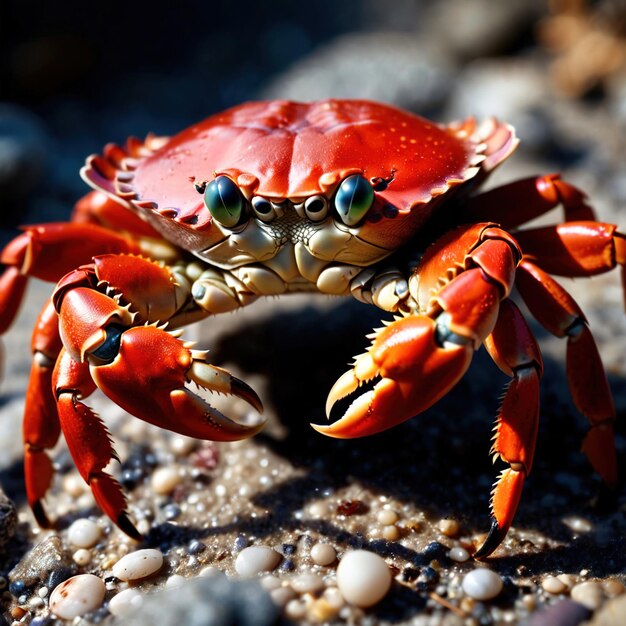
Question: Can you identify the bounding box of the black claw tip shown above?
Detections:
[231,377,264,414]
[117,512,143,542]
[32,500,52,528]
[474,518,506,560]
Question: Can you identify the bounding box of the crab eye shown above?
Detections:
[335,175,374,226]
[204,176,244,227]
[304,195,328,221]
[251,196,276,222]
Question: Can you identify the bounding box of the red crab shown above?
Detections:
[0,100,623,557]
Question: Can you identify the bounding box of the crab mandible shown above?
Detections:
[0,100,624,557]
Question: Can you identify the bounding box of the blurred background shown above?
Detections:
[1,0,625,247]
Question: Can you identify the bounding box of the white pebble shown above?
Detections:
[311,543,336,566]
[170,435,196,455]
[291,573,325,595]
[462,569,503,601]
[308,502,330,518]
[563,516,594,533]
[270,586,296,608]
[234,546,281,578]
[542,575,568,595]
[67,518,101,548]
[284,599,307,620]
[112,548,164,581]
[377,509,399,526]
[199,566,225,578]
[49,574,106,619]
[108,588,144,617]
[73,549,92,566]
[336,550,392,608]
[448,547,470,563]
[571,581,604,610]
[151,466,182,495]
[165,574,186,588]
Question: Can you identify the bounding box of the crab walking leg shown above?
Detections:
[460,174,596,229]
[514,222,626,309]
[0,223,138,334]
[23,299,65,527]
[53,349,139,538]
[516,260,617,485]
[474,300,543,559]
[317,225,521,438]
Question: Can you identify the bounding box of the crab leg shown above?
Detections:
[515,222,626,309]
[516,260,617,486]
[23,299,64,527]
[474,300,543,558]
[53,349,138,538]
[459,174,596,229]
[0,223,138,334]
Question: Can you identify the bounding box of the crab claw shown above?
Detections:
[313,316,473,438]
[90,325,264,441]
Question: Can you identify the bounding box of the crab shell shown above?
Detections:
[82,100,518,269]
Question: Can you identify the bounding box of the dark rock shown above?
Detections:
[0,489,17,552]
[524,599,591,626]
[9,536,75,590]
[113,575,278,626]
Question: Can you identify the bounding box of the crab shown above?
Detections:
[0,99,624,558]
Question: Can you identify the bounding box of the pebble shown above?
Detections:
[448,547,470,563]
[234,546,282,578]
[72,549,92,566]
[571,581,605,610]
[112,549,164,581]
[108,588,144,617]
[49,574,106,619]
[270,586,296,608]
[525,598,591,626]
[284,598,307,620]
[336,550,392,608]
[151,466,182,495]
[291,573,325,595]
[67,518,101,548]
[462,569,503,601]
[543,575,569,595]
[308,502,330,518]
[381,525,400,541]
[603,580,625,597]
[438,518,461,537]
[563,516,594,534]
[310,543,336,566]
[587,594,626,626]
[377,509,399,526]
